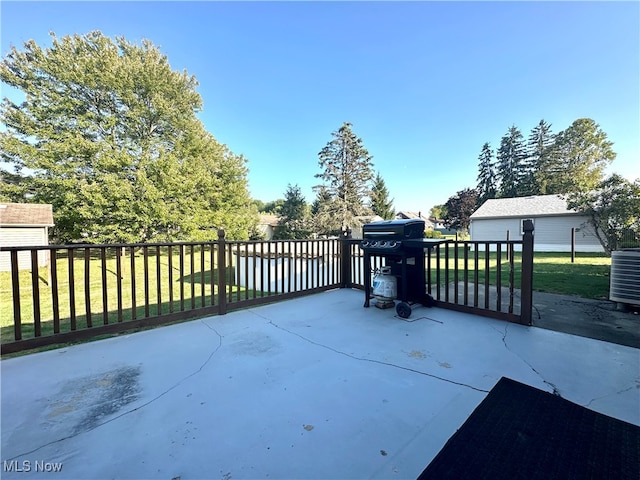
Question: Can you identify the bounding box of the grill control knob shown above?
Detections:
[362,240,370,247]
[389,241,397,248]
[380,241,387,247]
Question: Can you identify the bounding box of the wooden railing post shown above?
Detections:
[340,227,352,288]
[217,228,227,315]
[520,220,534,325]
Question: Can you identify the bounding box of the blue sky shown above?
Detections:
[2,1,638,215]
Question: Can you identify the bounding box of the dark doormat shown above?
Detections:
[417,377,640,480]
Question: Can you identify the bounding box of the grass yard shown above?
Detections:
[426,248,610,300]
[530,252,611,299]
[0,246,261,345]
[1,246,611,348]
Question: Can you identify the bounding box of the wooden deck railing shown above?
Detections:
[1,222,533,354]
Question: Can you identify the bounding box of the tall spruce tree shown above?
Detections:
[274,184,309,239]
[476,142,497,206]
[0,31,255,242]
[496,126,527,198]
[315,122,374,230]
[369,172,395,220]
[527,120,556,195]
[310,185,337,236]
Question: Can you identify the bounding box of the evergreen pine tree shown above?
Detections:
[310,186,337,236]
[315,122,374,230]
[369,172,395,220]
[496,126,527,197]
[526,120,555,195]
[274,184,309,239]
[476,142,497,206]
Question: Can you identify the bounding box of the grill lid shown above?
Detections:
[363,219,425,239]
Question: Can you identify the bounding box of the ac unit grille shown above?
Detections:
[610,250,640,306]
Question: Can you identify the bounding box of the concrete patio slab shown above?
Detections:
[2,289,639,479]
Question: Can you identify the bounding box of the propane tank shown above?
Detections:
[372,266,397,301]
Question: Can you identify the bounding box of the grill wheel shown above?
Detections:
[396,302,412,319]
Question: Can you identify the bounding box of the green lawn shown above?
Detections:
[426,248,610,299]
[529,252,611,298]
[0,246,259,344]
[1,247,611,346]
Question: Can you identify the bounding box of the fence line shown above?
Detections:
[1,224,534,354]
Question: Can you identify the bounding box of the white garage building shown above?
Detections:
[0,203,55,271]
[469,194,603,253]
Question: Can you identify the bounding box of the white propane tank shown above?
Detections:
[372,266,397,301]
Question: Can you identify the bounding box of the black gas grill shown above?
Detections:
[360,218,424,254]
[360,219,448,318]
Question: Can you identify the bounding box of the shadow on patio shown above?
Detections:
[1,289,638,479]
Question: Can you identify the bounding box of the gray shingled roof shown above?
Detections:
[0,203,54,226]
[470,194,579,219]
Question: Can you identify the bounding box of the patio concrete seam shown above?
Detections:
[5,321,224,462]
[265,318,490,393]
[500,323,562,396]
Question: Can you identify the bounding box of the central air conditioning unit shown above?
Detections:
[609,249,640,306]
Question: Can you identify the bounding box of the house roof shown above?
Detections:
[258,214,279,227]
[0,203,54,227]
[470,194,578,220]
[396,211,435,228]
[356,215,384,223]
[396,211,425,220]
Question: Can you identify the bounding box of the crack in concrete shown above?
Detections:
[583,384,638,408]
[253,311,489,394]
[499,324,562,396]
[532,304,542,320]
[7,320,223,461]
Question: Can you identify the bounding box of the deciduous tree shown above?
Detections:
[0,31,255,242]
[567,174,640,255]
[547,118,616,194]
[429,204,448,221]
[444,188,478,232]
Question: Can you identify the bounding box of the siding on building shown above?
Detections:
[470,215,602,252]
[0,203,54,271]
[469,195,603,253]
[0,227,51,271]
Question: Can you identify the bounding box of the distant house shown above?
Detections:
[469,194,603,252]
[257,214,279,240]
[395,211,435,230]
[351,215,384,239]
[0,203,55,271]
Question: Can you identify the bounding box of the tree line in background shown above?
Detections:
[261,122,396,240]
[0,32,396,243]
[1,32,635,249]
[436,119,639,253]
[476,118,616,204]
